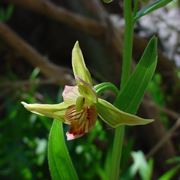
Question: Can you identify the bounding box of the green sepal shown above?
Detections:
[97,98,154,128]
[21,101,68,121]
[72,41,93,85]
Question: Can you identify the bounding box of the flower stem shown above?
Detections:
[109,1,134,179]
[121,0,133,87]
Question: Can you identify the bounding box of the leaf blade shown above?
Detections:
[48,120,78,180]
[115,36,157,114]
[134,0,173,21]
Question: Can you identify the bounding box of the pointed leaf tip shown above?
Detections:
[150,36,157,49]
[138,36,158,68]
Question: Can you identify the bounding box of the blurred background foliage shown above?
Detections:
[0,0,180,179]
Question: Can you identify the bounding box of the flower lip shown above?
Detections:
[66,132,83,141]
[64,105,97,140]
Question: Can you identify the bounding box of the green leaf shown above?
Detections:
[158,165,180,180]
[166,156,180,164]
[134,0,173,21]
[4,4,14,21]
[115,36,157,114]
[48,120,78,180]
[0,8,5,21]
[30,68,40,80]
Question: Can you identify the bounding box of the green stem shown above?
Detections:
[109,1,134,179]
[133,0,139,17]
[121,0,134,87]
[94,82,118,96]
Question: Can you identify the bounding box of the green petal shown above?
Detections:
[72,41,92,85]
[97,98,154,127]
[21,101,68,122]
[78,78,97,104]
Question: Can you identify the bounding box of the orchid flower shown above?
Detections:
[21,42,153,140]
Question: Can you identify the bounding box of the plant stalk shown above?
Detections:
[109,1,134,179]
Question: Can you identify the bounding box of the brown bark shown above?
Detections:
[0,22,73,85]
[9,0,105,37]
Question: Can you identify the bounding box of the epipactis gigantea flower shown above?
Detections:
[21,42,153,140]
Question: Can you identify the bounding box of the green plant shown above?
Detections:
[19,0,175,179]
[0,3,14,22]
[158,157,180,180]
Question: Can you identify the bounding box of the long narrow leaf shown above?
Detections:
[48,120,78,180]
[134,0,173,21]
[5,4,14,21]
[158,165,180,180]
[115,36,157,114]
